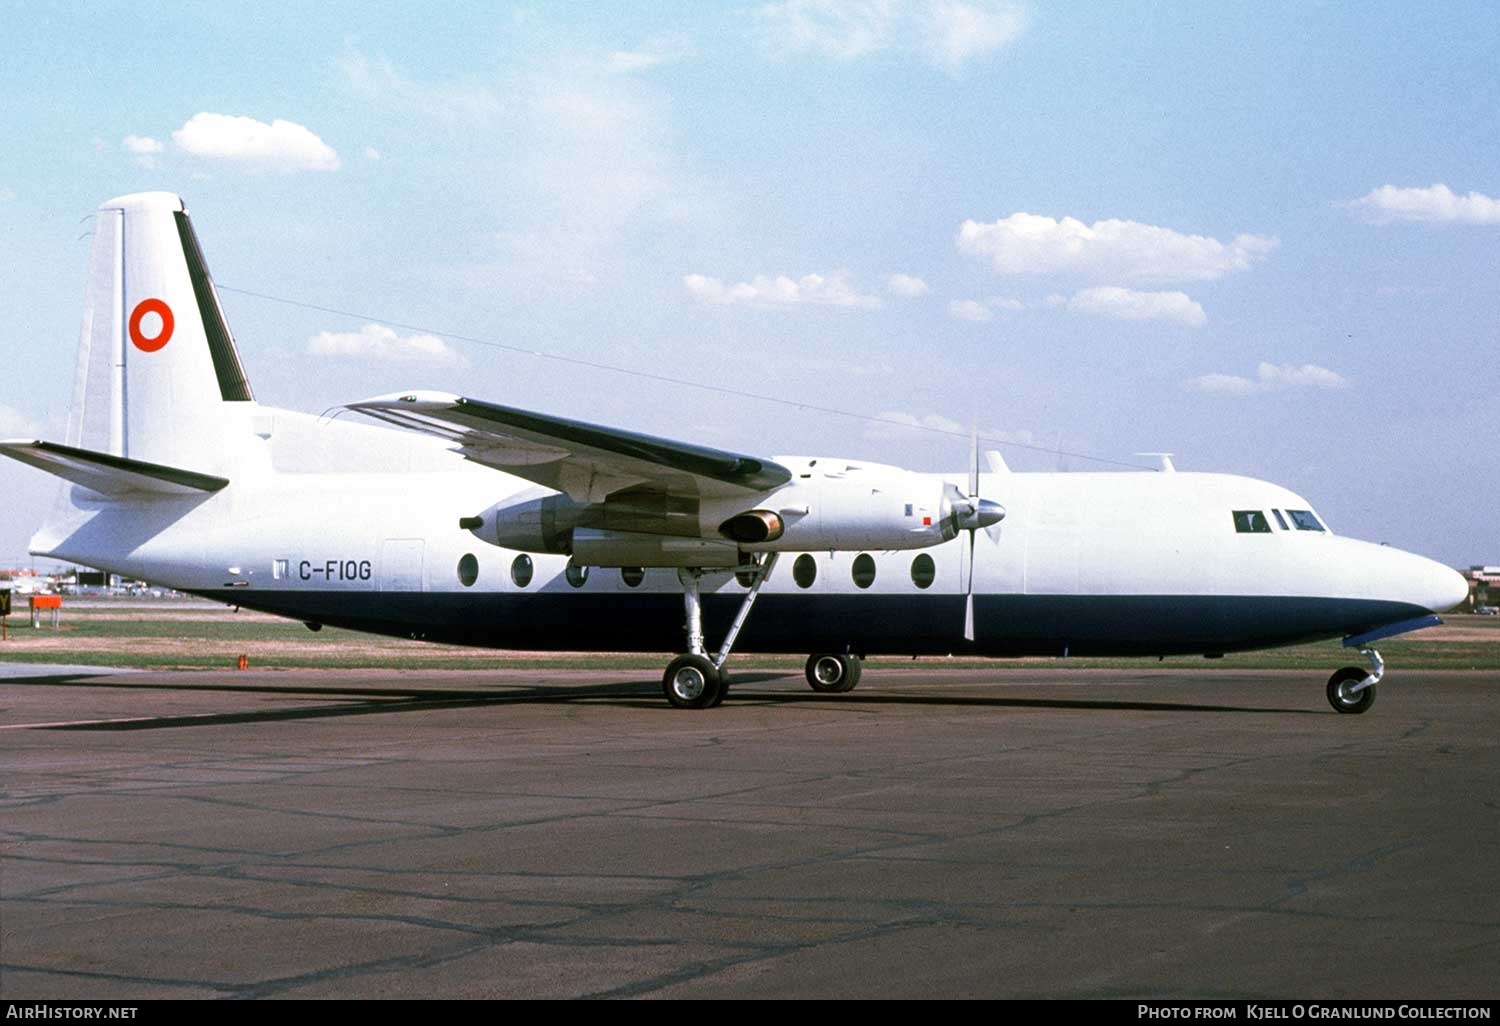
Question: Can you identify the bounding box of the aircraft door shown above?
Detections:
[380,539,426,592]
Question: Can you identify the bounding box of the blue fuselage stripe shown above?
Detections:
[198,591,1431,657]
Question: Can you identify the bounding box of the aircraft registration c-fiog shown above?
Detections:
[1,193,1469,712]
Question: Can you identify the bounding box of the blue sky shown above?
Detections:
[2,1,1496,568]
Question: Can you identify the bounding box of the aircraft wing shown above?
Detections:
[345,391,792,502]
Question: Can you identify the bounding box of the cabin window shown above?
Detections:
[565,563,589,588]
[910,553,936,589]
[793,554,817,588]
[621,566,645,587]
[1271,509,1289,531]
[1287,509,1326,532]
[510,554,533,588]
[457,553,479,587]
[1232,511,1272,534]
[852,553,877,589]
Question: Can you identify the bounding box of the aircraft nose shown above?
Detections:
[1431,562,1470,613]
[1399,553,1469,613]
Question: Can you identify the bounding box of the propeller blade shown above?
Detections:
[968,422,979,499]
[963,529,976,641]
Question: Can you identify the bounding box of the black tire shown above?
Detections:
[1327,666,1377,714]
[663,654,722,709]
[805,653,861,694]
[709,672,729,708]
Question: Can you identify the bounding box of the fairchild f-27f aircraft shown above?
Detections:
[1,193,1468,712]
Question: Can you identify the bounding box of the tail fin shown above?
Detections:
[68,192,254,474]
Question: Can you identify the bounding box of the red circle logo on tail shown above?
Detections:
[129,298,174,352]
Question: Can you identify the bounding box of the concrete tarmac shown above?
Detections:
[1,665,1497,999]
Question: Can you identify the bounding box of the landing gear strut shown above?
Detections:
[1327,647,1383,715]
[662,553,779,709]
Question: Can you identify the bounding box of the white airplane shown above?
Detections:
[1,192,1468,713]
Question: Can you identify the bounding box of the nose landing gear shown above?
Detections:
[1327,647,1383,715]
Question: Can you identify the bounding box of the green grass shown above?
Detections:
[3,608,1498,672]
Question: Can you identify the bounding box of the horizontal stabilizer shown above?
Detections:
[0,439,228,497]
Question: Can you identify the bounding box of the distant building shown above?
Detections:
[1459,566,1500,613]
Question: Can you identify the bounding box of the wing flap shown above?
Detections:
[0,439,228,497]
[346,392,791,501]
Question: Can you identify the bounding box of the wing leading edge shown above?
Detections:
[345,391,792,502]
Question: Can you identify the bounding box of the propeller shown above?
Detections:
[947,426,1005,642]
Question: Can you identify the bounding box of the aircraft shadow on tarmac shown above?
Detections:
[11,672,1318,730]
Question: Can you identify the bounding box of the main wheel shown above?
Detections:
[805,653,861,694]
[663,654,722,709]
[1326,666,1377,714]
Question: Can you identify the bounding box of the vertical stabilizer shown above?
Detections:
[68,192,253,474]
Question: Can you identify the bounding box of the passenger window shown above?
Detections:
[565,563,589,588]
[851,553,877,589]
[793,554,817,589]
[1271,509,1289,531]
[510,554,533,588]
[457,553,479,587]
[1232,510,1272,534]
[910,553,936,589]
[621,567,645,587]
[1287,510,1326,532]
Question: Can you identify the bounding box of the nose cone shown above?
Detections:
[1389,550,1469,613]
[1430,562,1470,613]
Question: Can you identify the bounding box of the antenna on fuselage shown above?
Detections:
[1133,453,1176,472]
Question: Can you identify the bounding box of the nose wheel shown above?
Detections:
[1326,647,1383,714]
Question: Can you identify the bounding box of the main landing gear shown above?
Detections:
[1326,647,1383,715]
[805,653,862,693]
[663,554,779,710]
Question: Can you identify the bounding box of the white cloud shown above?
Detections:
[886,272,930,297]
[307,324,466,366]
[1344,183,1500,225]
[0,402,41,438]
[759,0,896,60]
[867,409,1033,445]
[923,1,1026,72]
[608,35,695,73]
[949,298,993,322]
[1254,361,1350,389]
[950,296,1025,321]
[684,270,883,308]
[363,146,382,161]
[122,134,163,169]
[1189,362,1350,395]
[1063,286,1206,327]
[758,0,1024,70]
[958,212,1277,283]
[171,113,340,173]
[0,187,14,202]
[496,81,713,282]
[337,51,500,123]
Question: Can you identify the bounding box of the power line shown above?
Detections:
[217,284,1155,471]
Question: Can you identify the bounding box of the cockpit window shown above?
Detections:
[1233,510,1272,534]
[1271,509,1289,530]
[1287,509,1325,532]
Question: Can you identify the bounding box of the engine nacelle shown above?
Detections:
[704,460,970,552]
[571,528,741,568]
